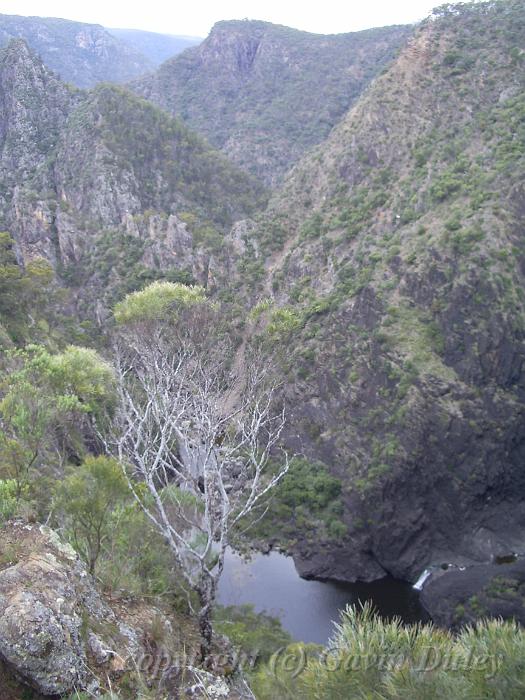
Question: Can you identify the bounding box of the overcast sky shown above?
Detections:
[0,0,441,37]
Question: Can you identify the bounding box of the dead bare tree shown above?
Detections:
[104,301,289,660]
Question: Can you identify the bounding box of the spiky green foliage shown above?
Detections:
[251,603,525,699]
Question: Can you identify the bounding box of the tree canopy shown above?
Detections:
[113,280,207,325]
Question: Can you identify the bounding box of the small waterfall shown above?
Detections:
[413,568,433,591]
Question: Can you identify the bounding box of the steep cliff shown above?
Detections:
[0,13,153,87]
[132,20,413,185]
[0,39,266,317]
[241,0,525,582]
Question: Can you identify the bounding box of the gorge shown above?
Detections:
[0,1,524,697]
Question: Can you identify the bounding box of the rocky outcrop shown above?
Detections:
[0,39,75,265]
[0,522,142,695]
[421,558,525,629]
[0,522,251,698]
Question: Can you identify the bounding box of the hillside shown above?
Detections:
[2,2,525,696]
[132,20,413,185]
[108,27,202,65]
[0,38,266,331]
[0,13,153,87]
[2,2,525,585]
[234,0,525,582]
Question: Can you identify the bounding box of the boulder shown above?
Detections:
[0,522,140,695]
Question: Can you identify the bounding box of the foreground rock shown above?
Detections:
[421,558,525,629]
[0,522,253,698]
[0,522,144,695]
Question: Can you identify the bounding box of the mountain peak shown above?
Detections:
[1,36,35,62]
[209,18,281,34]
[0,35,64,92]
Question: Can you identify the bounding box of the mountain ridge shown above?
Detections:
[132,19,414,185]
[0,38,266,322]
[241,0,525,581]
[0,12,153,87]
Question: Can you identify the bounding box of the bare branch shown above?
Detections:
[103,307,289,659]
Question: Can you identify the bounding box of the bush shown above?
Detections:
[55,456,129,575]
[114,281,206,325]
[0,480,18,522]
[214,605,293,664]
[96,502,176,597]
[252,603,525,699]
[429,170,463,202]
[265,307,302,340]
[247,458,344,545]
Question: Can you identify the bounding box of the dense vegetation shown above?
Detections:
[133,20,413,184]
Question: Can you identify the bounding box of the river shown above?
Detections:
[217,548,428,645]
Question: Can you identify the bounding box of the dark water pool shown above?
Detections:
[217,549,428,645]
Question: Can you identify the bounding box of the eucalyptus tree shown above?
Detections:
[105,281,289,659]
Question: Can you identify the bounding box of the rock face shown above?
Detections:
[0,522,245,699]
[0,554,90,693]
[0,38,265,313]
[0,39,75,264]
[244,0,525,583]
[0,13,153,87]
[0,523,141,695]
[421,558,525,629]
[132,20,413,185]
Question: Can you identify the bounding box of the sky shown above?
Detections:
[0,0,441,37]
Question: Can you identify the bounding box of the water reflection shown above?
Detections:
[217,548,428,644]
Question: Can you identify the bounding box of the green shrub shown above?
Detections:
[300,213,324,240]
[0,480,18,522]
[214,605,293,664]
[429,170,462,202]
[114,281,206,325]
[55,456,129,575]
[247,458,344,545]
[265,307,302,339]
[96,502,176,598]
